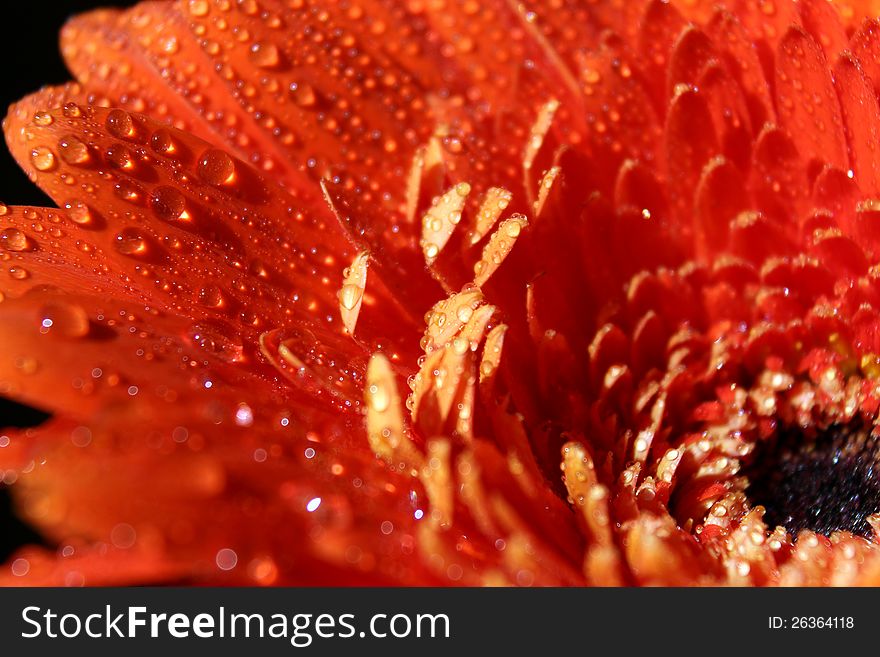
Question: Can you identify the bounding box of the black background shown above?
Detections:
[0,0,138,562]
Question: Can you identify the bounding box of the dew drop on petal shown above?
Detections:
[114,229,149,257]
[250,42,280,68]
[39,301,90,338]
[198,149,236,185]
[105,109,134,139]
[105,144,134,170]
[290,82,316,107]
[150,186,187,222]
[33,111,53,127]
[30,146,56,171]
[188,320,245,362]
[58,134,90,165]
[62,102,82,118]
[188,0,210,17]
[114,181,142,204]
[64,200,93,226]
[0,228,32,252]
[8,266,29,280]
[150,129,177,155]
[198,285,226,308]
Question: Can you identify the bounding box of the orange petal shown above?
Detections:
[4,96,352,341]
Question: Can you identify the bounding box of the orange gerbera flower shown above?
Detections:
[4,0,880,586]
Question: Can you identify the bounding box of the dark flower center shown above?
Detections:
[744,420,880,538]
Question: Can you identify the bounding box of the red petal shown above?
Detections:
[834,53,880,196]
[775,26,848,173]
[664,86,719,227]
[797,0,848,61]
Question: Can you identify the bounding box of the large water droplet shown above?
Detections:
[62,102,83,118]
[290,82,317,107]
[198,285,226,308]
[150,129,177,155]
[39,301,90,338]
[58,134,90,165]
[30,147,56,172]
[33,111,53,127]
[114,181,142,204]
[198,149,236,185]
[63,200,93,226]
[0,228,32,252]
[105,109,134,139]
[114,229,149,257]
[250,42,281,68]
[105,144,134,170]
[150,186,187,221]
[188,0,210,17]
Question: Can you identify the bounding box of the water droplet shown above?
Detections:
[105,109,134,139]
[290,82,316,107]
[250,42,280,68]
[150,186,187,221]
[33,111,53,127]
[114,229,149,257]
[188,0,210,17]
[8,266,29,280]
[248,260,269,279]
[114,181,142,204]
[150,129,176,155]
[58,134,90,165]
[30,147,56,172]
[64,200,93,225]
[188,320,244,362]
[63,102,83,118]
[160,36,179,55]
[198,285,226,308]
[442,136,463,153]
[105,144,134,169]
[39,301,90,338]
[198,149,236,185]
[0,228,32,252]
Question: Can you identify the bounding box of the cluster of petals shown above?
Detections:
[2,0,880,586]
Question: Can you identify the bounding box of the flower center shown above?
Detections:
[743,420,880,538]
